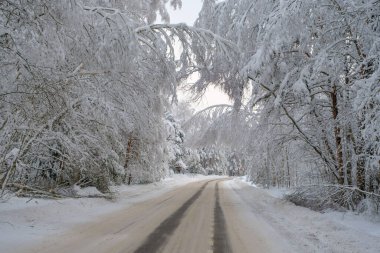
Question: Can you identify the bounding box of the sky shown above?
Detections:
[167,0,203,25]
[167,0,232,111]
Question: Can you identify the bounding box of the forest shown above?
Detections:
[0,0,379,214]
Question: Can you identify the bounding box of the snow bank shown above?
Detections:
[234,177,380,252]
[237,176,290,198]
[0,174,221,253]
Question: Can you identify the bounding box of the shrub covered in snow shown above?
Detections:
[286,185,380,214]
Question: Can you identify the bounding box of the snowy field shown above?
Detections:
[0,174,222,252]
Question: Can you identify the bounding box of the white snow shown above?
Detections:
[4,148,19,167]
[234,177,380,253]
[238,175,290,198]
[2,175,379,253]
[73,185,104,197]
[0,174,221,253]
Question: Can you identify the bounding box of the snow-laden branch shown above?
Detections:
[135,23,240,55]
[182,104,233,129]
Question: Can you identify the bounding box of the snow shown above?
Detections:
[234,177,380,253]
[0,174,221,253]
[325,211,380,238]
[4,148,19,167]
[73,185,104,197]
[1,175,380,253]
[238,175,290,198]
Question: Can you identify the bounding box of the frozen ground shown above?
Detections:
[0,174,221,253]
[235,176,380,252]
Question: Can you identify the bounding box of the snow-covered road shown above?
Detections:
[1,176,380,253]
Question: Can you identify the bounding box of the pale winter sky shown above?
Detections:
[167,0,231,111]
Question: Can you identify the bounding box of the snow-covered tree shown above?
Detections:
[192,0,380,211]
[1,0,378,210]
[164,113,186,173]
[0,0,185,193]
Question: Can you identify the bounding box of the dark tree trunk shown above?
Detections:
[124,136,134,185]
[331,85,344,185]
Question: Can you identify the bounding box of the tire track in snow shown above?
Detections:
[134,180,213,253]
[213,181,232,253]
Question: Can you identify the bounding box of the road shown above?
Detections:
[12,178,380,253]
[15,179,288,253]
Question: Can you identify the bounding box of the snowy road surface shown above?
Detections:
[3,177,380,253]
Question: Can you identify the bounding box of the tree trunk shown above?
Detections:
[124,136,134,185]
[286,148,291,187]
[356,155,366,190]
[331,85,344,185]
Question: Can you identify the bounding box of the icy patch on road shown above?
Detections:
[0,174,222,253]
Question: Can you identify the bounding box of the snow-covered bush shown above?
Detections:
[286,185,380,215]
[182,148,205,174]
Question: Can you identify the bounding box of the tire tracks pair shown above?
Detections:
[134,179,231,253]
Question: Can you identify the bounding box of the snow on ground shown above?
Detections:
[234,177,380,253]
[237,175,290,198]
[2,175,379,253]
[0,174,221,253]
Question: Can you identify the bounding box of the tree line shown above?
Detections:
[0,0,379,212]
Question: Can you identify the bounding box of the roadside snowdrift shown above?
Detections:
[235,177,380,253]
